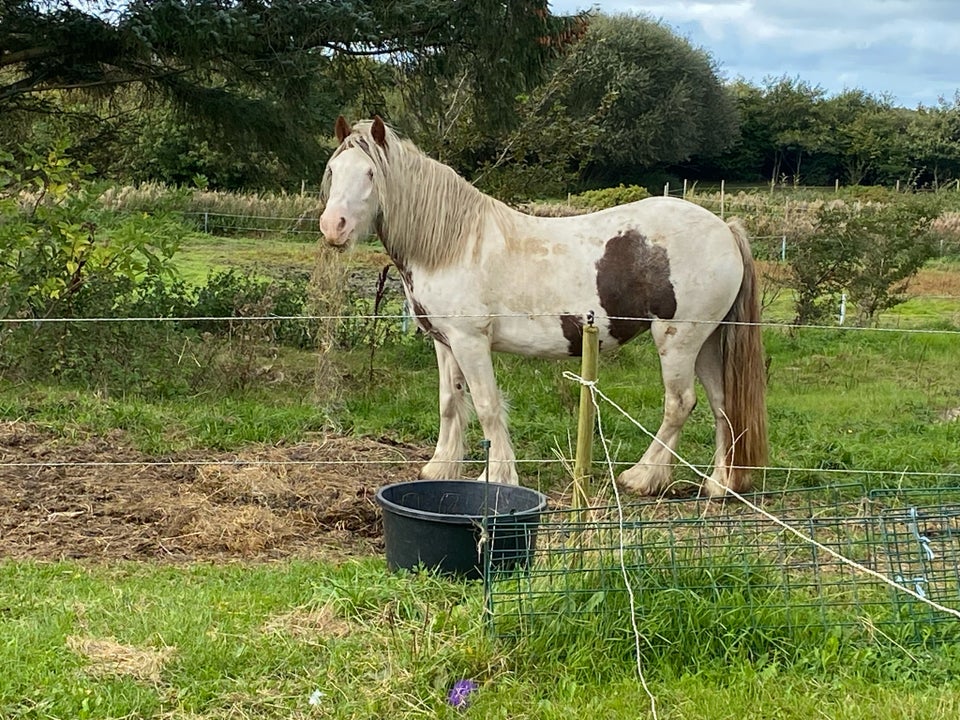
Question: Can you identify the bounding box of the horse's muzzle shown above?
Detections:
[319,208,352,247]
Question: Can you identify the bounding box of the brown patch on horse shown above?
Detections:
[411,297,448,346]
[595,230,677,344]
[335,115,351,144]
[371,116,387,147]
[392,258,449,346]
[560,315,584,356]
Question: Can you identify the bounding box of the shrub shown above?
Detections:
[0,144,326,395]
[187,268,314,349]
[787,199,939,326]
[568,184,651,211]
[834,185,898,203]
[0,143,183,320]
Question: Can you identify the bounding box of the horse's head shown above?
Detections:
[319,115,388,249]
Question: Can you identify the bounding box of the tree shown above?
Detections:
[1,1,584,187]
[905,94,960,188]
[816,90,910,186]
[548,14,738,180]
[759,77,827,185]
[714,77,826,185]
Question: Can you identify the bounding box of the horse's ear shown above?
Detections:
[334,115,351,144]
[371,115,387,147]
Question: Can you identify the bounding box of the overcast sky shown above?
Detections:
[550,1,960,108]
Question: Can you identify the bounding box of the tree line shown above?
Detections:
[3,1,959,195]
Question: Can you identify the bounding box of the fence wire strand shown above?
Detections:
[2,312,959,336]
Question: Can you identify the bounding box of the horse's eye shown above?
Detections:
[367,169,374,180]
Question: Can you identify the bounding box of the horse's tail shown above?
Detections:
[722,218,768,491]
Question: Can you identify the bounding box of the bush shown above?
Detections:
[0,275,191,396]
[833,185,898,203]
[0,143,184,320]
[788,198,940,326]
[0,145,323,395]
[187,268,314,349]
[568,184,651,210]
[0,267,318,396]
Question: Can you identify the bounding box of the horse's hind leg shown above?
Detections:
[420,341,470,480]
[618,321,706,496]
[694,329,735,497]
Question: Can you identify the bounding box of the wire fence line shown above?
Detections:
[1,456,958,479]
[177,206,960,244]
[3,312,959,335]
[175,209,960,255]
[179,211,321,238]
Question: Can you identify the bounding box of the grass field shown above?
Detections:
[5,559,960,719]
[1,214,959,717]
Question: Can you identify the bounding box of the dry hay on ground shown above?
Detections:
[0,421,428,562]
[67,635,174,683]
[263,603,357,641]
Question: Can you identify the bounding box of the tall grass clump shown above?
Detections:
[99,183,323,238]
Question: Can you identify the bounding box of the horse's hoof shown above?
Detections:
[419,460,463,481]
[616,463,675,496]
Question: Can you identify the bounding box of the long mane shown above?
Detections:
[330,120,516,270]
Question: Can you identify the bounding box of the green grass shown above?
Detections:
[2,317,956,489]
[175,232,319,286]
[3,559,960,719]
[0,377,332,454]
[333,325,960,492]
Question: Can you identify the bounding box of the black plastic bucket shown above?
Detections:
[375,480,548,579]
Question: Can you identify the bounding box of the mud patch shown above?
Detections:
[0,421,428,562]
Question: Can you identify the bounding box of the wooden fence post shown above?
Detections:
[573,312,600,510]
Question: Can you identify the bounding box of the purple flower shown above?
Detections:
[447,679,478,709]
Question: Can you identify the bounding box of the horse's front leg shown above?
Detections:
[420,340,469,480]
[447,335,519,485]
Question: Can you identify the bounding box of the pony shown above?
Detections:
[319,116,767,496]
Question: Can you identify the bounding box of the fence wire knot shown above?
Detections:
[562,370,597,389]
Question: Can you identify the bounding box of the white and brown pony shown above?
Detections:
[319,116,767,496]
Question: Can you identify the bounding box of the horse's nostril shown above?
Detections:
[337,217,346,231]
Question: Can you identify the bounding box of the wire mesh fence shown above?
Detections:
[485,484,960,646]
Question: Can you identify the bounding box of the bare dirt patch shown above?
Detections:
[0,421,428,562]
